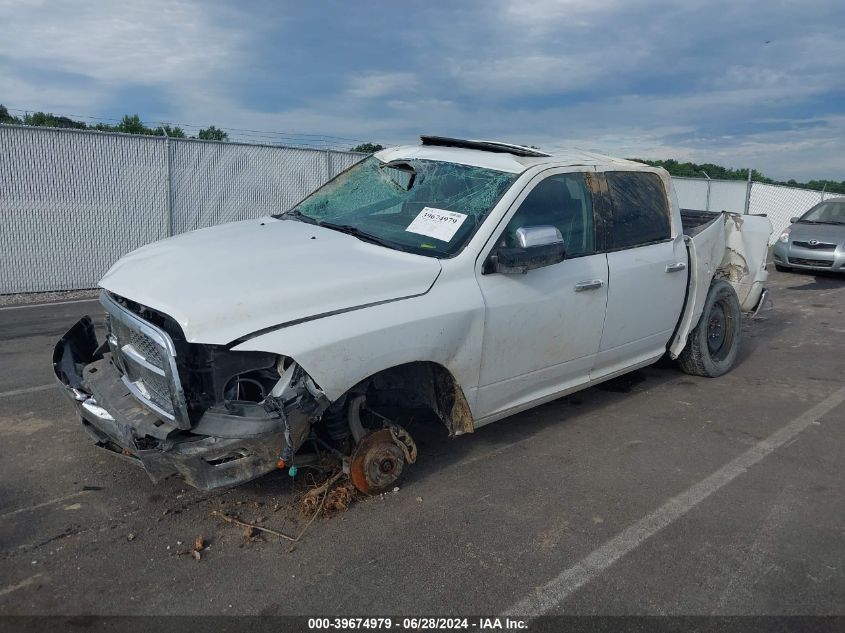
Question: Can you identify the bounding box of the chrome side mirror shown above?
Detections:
[514,225,564,248]
[485,225,566,274]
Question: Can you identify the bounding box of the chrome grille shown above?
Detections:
[128,328,165,366]
[792,240,836,251]
[110,319,166,369]
[101,292,190,428]
[122,352,173,416]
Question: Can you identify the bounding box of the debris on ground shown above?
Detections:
[297,470,357,518]
[213,511,298,542]
[172,534,209,561]
[192,534,205,560]
[323,480,357,516]
[211,471,356,546]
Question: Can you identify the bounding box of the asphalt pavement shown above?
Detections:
[0,268,843,616]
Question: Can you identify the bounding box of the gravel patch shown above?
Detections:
[0,288,100,307]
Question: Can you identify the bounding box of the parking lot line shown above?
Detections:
[0,384,58,399]
[0,491,91,521]
[504,385,845,616]
[0,574,43,598]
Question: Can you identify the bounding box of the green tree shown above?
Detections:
[351,142,384,153]
[631,158,845,194]
[0,104,238,145]
[20,111,86,129]
[0,104,22,124]
[197,125,228,141]
[153,124,187,138]
[114,114,148,135]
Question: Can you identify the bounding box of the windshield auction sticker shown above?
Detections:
[405,207,468,242]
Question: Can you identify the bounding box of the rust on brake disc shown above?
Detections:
[349,427,415,494]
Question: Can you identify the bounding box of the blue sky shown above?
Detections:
[2,0,844,180]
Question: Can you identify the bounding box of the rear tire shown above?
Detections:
[677,280,742,378]
[774,264,791,272]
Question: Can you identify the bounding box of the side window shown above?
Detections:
[500,173,594,258]
[605,171,671,249]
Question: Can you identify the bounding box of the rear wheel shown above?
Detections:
[677,280,742,377]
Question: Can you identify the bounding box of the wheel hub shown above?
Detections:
[349,428,408,494]
[707,303,727,354]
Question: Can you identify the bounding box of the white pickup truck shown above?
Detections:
[54,137,772,493]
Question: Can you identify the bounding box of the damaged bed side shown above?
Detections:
[669,210,772,359]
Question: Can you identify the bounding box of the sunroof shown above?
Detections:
[420,135,551,158]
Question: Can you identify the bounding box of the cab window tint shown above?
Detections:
[501,173,594,258]
[606,172,671,249]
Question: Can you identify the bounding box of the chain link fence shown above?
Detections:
[673,175,841,244]
[2,124,840,293]
[748,182,842,242]
[0,125,364,293]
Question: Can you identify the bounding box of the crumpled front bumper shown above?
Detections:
[53,317,307,490]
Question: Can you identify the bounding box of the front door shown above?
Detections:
[474,170,609,421]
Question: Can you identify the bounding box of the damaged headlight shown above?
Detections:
[221,356,293,403]
[184,347,290,412]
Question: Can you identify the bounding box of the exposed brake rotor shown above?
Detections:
[349,425,417,495]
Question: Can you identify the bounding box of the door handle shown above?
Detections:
[665,262,687,273]
[574,279,604,292]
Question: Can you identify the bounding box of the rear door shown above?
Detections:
[591,170,688,379]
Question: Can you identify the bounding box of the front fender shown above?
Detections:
[232,276,485,416]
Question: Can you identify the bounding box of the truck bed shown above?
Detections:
[681,208,721,238]
[669,208,772,359]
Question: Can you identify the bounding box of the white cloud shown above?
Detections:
[448,44,653,96]
[0,0,245,84]
[345,72,419,100]
[0,0,251,118]
[500,0,643,30]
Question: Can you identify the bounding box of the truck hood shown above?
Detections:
[99,217,442,345]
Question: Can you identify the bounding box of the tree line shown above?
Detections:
[633,158,844,195]
[0,105,228,141]
[2,105,839,193]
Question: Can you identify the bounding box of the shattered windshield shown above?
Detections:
[800,201,845,225]
[278,156,518,256]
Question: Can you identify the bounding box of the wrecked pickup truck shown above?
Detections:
[54,136,772,494]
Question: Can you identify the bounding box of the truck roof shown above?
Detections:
[375,136,646,174]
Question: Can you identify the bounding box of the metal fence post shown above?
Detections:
[744,168,752,215]
[325,147,332,181]
[162,131,174,237]
[820,183,827,202]
[702,171,712,211]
